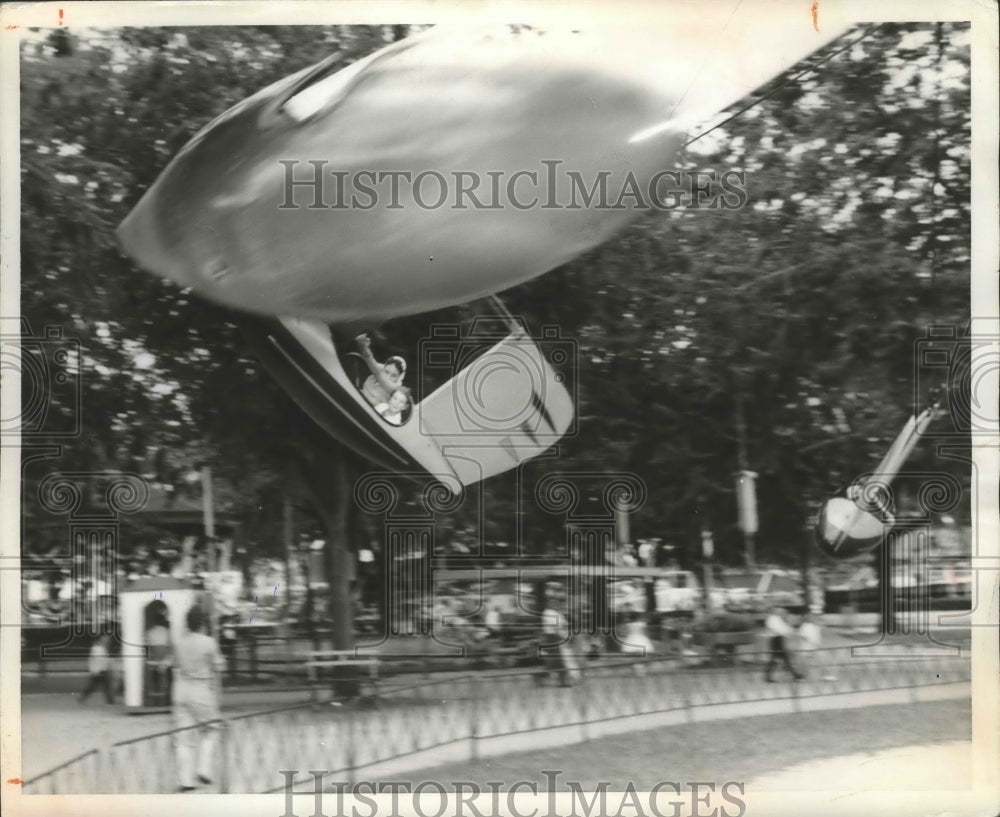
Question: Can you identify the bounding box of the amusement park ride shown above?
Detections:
[117,9,935,558]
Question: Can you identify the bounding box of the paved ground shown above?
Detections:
[19,688,311,781]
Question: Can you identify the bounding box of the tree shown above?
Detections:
[20,25,426,647]
[19,22,971,644]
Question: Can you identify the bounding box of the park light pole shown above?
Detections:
[701,529,715,613]
[200,465,219,637]
[735,394,758,567]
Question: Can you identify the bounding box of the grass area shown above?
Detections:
[382,698,971,789]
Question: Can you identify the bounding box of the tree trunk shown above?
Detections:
[322,455,354,652]
[298,446,359,696]
[878,539,894,637]
[296,445,356,635]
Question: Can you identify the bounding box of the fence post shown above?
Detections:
[104,745,116,794]
[219,719,230,793]
[680,669,694,723]
[468,674,479,761]
[578,672,589,742]
[345,709,356,786]
[791,677,802,713]
[95,747,105,795]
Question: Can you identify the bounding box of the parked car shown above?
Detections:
[715,568,804,613]
[654,571,701,612]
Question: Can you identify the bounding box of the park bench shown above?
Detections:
[306,650,380,704]
[688,630,761,666]
[693,630,759,649]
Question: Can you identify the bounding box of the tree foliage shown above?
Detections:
[19,23,970,581]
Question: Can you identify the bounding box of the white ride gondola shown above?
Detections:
[242,298,574,494]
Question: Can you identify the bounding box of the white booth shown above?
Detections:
[120,577,198,710]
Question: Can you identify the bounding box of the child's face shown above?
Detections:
[388,391,408,412]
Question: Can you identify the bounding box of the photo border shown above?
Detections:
[1,2,996,816]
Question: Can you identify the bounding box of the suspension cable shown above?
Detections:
[684,23,881,148]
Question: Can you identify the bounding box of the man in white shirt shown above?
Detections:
[172,605,226,792]
[764,607,803,682]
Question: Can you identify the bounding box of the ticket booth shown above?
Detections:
[120,577,197,711]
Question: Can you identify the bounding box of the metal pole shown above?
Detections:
[283,490,294,650]
[202,465,215,542]
[701,530,714,613]
[202,466,218,636]
[735,396,757,567]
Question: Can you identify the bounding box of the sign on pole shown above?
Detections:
[701,529,714,559]
[736,470,758,534]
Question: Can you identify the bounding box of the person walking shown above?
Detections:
[763,607,803,682]
[798,611,837,681]
[172,605,225,792]
[80,633,115,704]
[539,598,579,687]
[798,611,822,650]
